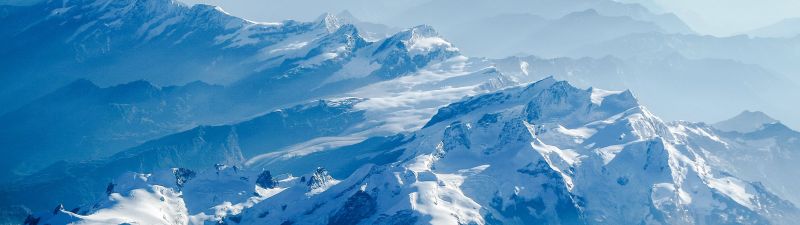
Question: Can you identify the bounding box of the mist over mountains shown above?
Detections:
[1,0,799,224]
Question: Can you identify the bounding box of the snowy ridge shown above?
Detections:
[671,116,800,208]
[34,78,799,225]
[0,0,464,117]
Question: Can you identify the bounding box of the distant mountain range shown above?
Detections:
[2,0,800,224]
[747,18,800,38]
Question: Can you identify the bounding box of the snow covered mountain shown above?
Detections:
[0,99,370,220]
[0,0,460,179]
[0,0,259,112]
[28,78,799,225]
[0,0,457,115]
[672,111,800,206]
[485,54,800,129]
[4,0,800,224]
[1,53,520,223]
[0,1,469,221]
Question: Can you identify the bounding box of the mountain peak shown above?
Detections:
[425,77,640,128]
[387,24,458,56]
[46,79,101,98]
[314,12,344,32]
[713,110,780,133]
[404,24,442,40]
[335,10,357,23]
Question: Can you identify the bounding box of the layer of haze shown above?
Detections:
[176,0,800,36]
[3,0,799,36]
[649,0,800,36]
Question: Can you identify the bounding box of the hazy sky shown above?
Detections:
[176,0,800,36]
[651,0,800,35]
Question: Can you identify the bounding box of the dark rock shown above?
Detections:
[173,168,196,189]
[477,113,500,127]
[256,170,278,189]
[105,182,115,195]
[374,210,418,225]
[52,204,64,215]
[23,215,40,225]
[227,214,242,223]
[327,190,377,225]
[617,177,629,186]
[308,167,333,190]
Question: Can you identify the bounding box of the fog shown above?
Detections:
[177,0,800,36]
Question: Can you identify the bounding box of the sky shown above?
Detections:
[650,0,800,36]
[176,0,800,36]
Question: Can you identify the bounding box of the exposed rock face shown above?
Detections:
[105,183,115,196]
[327,190,377,225]
[307,167,334,190]
[22,215,40,225]
[374,210,418,225]
[256,170,278,189]
[173,168,196,189]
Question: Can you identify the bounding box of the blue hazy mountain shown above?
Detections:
[487,53,800,129]
[442,9,666,58]
[748,18,800,38]
[675,111,800,206]
[0,0,458,116]
[1,98,370,222]
[0,79,225,180]
[388,0,692,58]
[29,78,800,225]
[2,0,800,224]
[0,0,460,176]
[572,33,800,84]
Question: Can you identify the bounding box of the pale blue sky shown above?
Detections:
[650,0,800,35]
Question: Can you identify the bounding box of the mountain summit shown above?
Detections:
[713,110,780,133]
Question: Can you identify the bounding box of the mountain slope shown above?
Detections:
[0,79,224,180]
[33,78,799,225]
[1,98,370,223]
[673,112,800,206]
[0,0,463,178]
[0,0,264,112]
[0,0,460,116]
